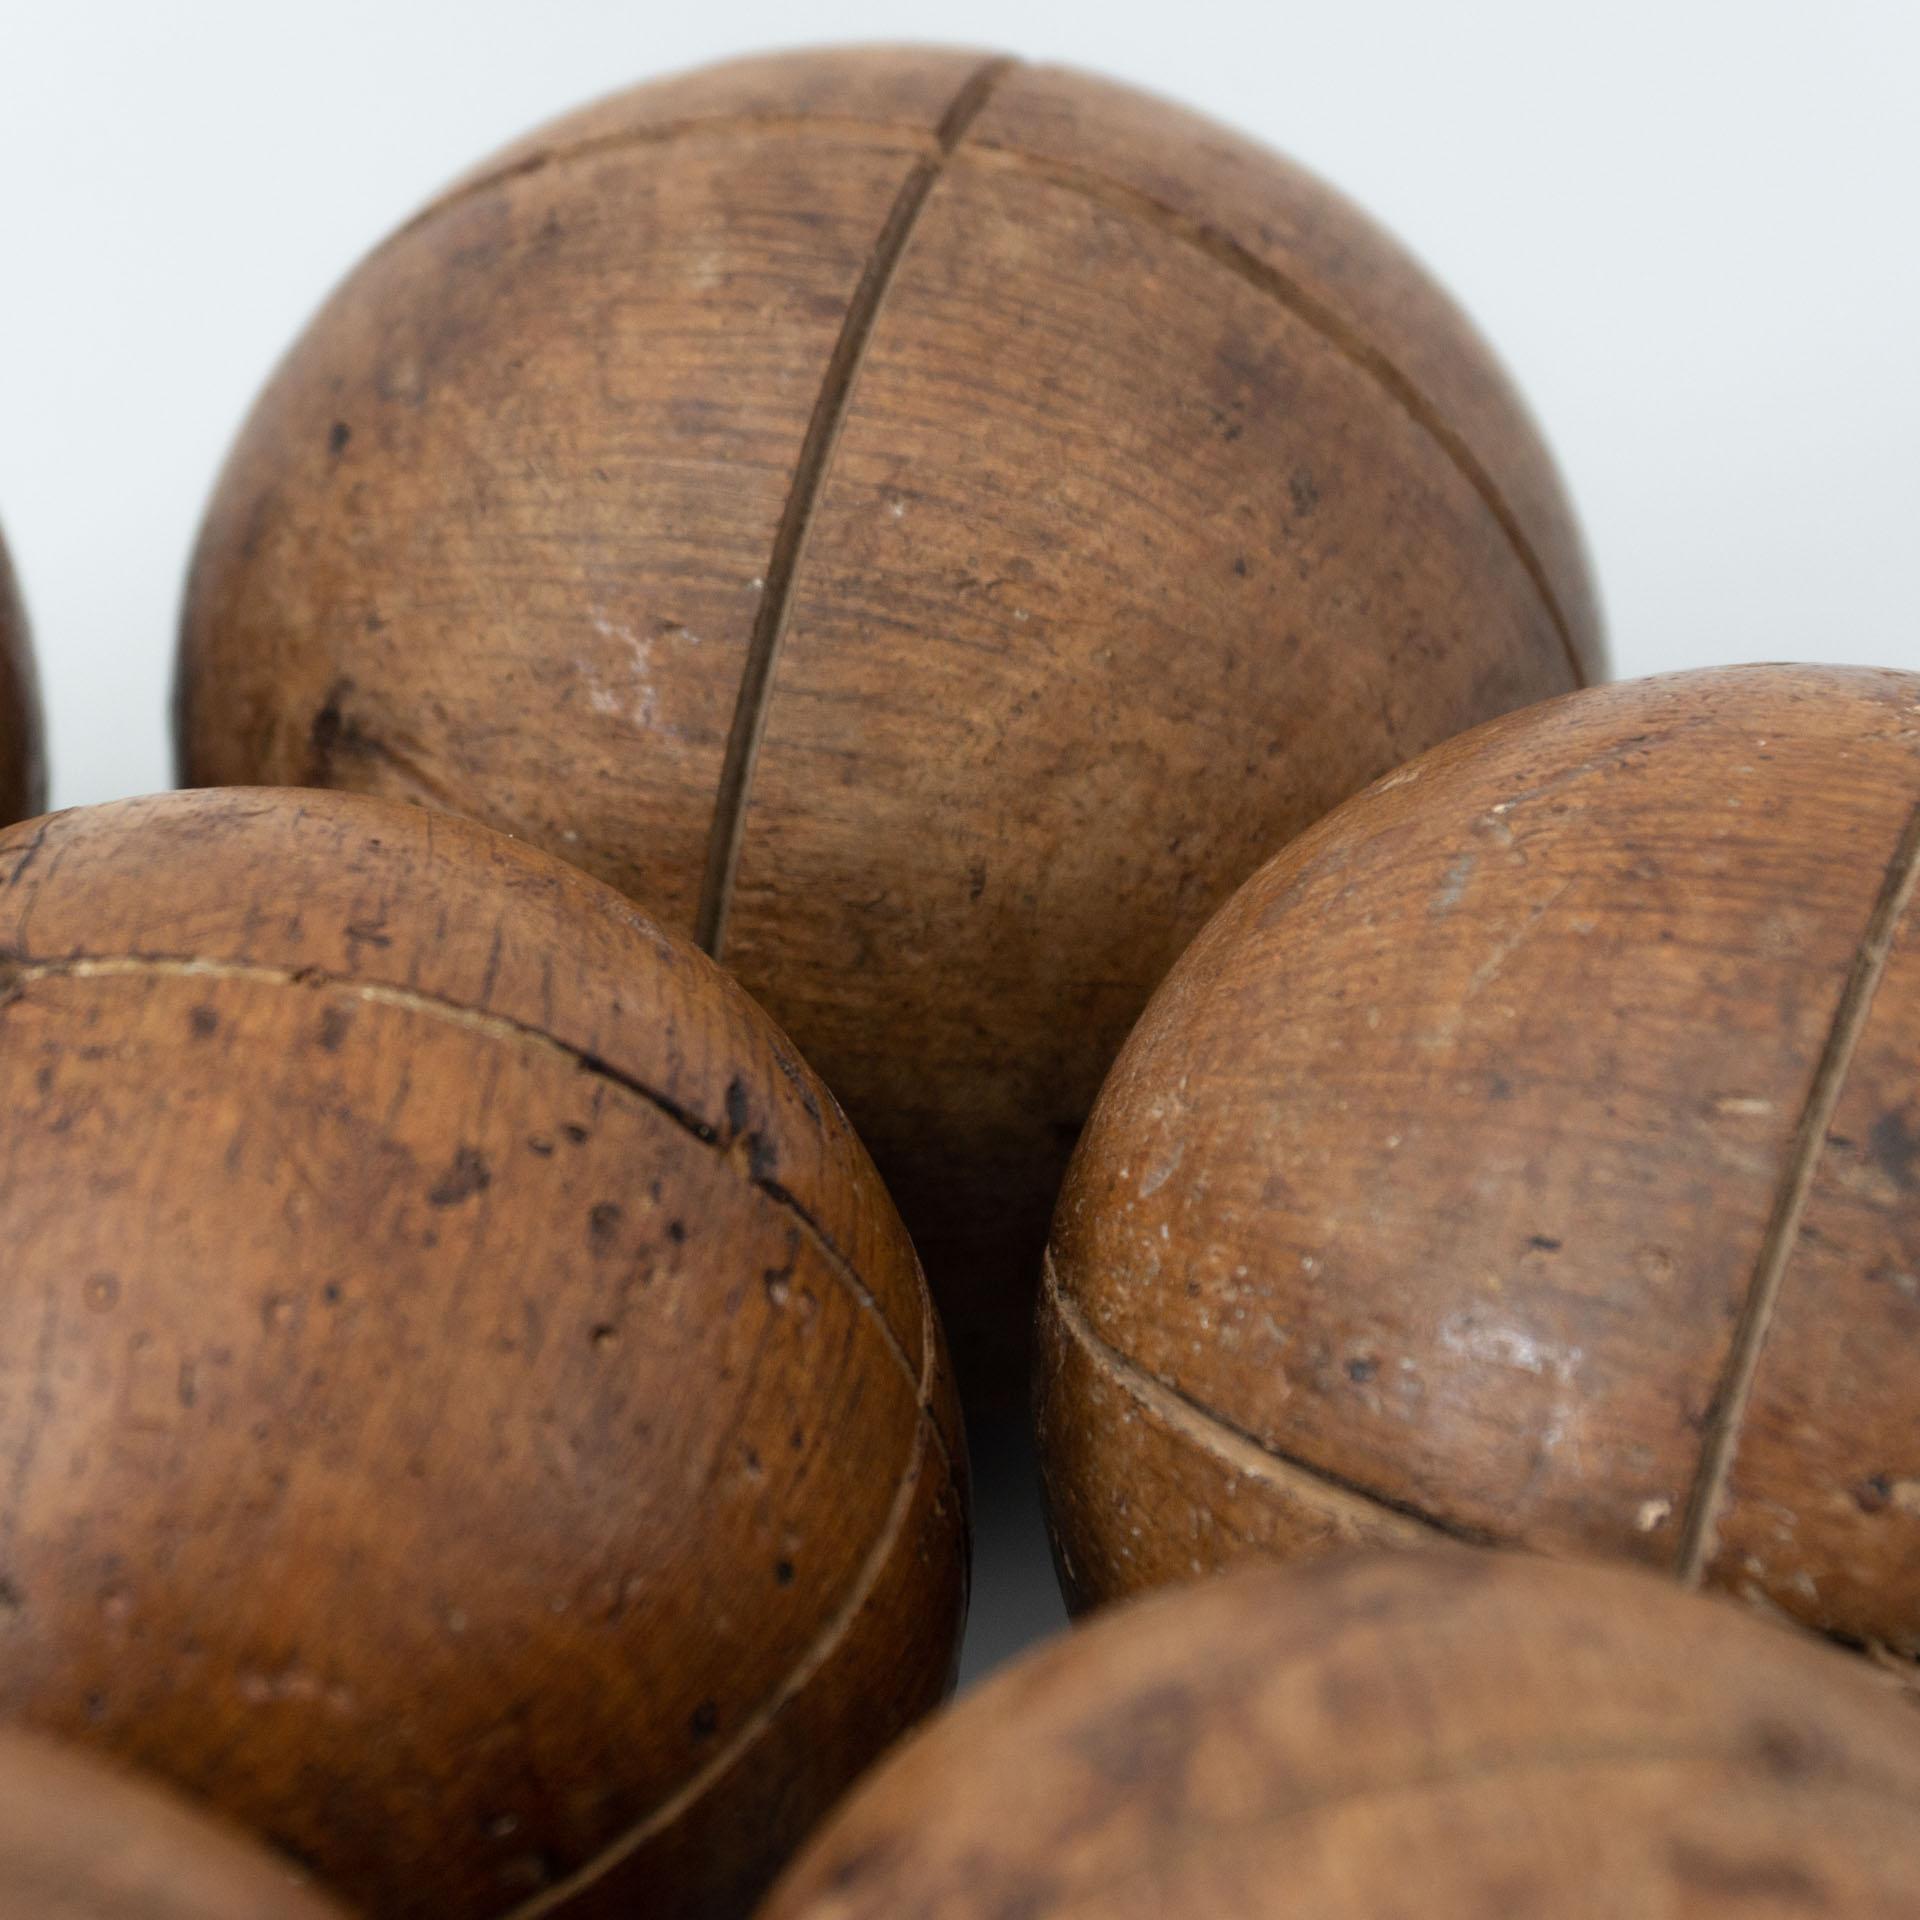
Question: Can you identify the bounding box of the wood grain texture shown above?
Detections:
[1041,665,1920,1656]
[0,789,967,1920]
[758,1550,1920,1920]
[176,48,1602,1407]
[0,525,47,825]
[0,1728,348,1919]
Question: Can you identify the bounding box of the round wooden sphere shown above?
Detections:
[0,789,966,1920]
[0,525,47,824]
[175,47,1604,1402]
[0,1728,348,1920]
[760,1550,1920,1919]
[1041,665,1920,1652]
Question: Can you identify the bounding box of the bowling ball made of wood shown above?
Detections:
[0,1729,348,1920]
[0,524,47,823]
[1042,665,1920,1654]
[760,1549,1920,1920]
[0,789,966,1920]
[175,47,1604,1404]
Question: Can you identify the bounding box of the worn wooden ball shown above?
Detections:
[0,1728,348,1920]
[176,47,1604,1403]
[0,524,47,824]
[1042,665,1920,1652]
[760,1550,1920,1919]
[0,789,966,1920]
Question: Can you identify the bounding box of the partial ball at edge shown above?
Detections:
[0,526,47,824]
[0,1726,349,1920]
[0,786,966,1920]
[1042,664,1920,1655]
[759,1549,1920,1920]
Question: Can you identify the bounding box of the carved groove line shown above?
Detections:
[0,949,948,1474]
[393,113,945,244]
[1044,1254,1485,1549]
[962,140,1586,688]
[1676,793,1920,1581]
[506,1267,943,1917]
[694,57,1017,958]
[386,92,1584,696]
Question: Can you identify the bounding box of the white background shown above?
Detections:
[3,1,1916,1675]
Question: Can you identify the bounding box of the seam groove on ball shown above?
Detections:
[391,114,947,248]
[693,54,1018,960]
[1044,1256,1480,1547]
[958,141,1585,688]
[338,76,1586,713]
[0,948,952,1473]
[503,1341,945,1919]
[1676,793,1920,1582]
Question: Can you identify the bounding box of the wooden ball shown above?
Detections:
[1042,665,1920,1653]
[0,525,47,824]
[759,1550,1920,1920]
[0,789,966,1920]
[0,1728,348,1920]
[175,48,1604,1402]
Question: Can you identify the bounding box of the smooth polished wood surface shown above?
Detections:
[0,788,967,1920]
[1042,666,1920,1657]
[0,526,47,824]
[0,1729,348,1920]
[759,1550,1920,1919]
[177,48,1602,1406]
